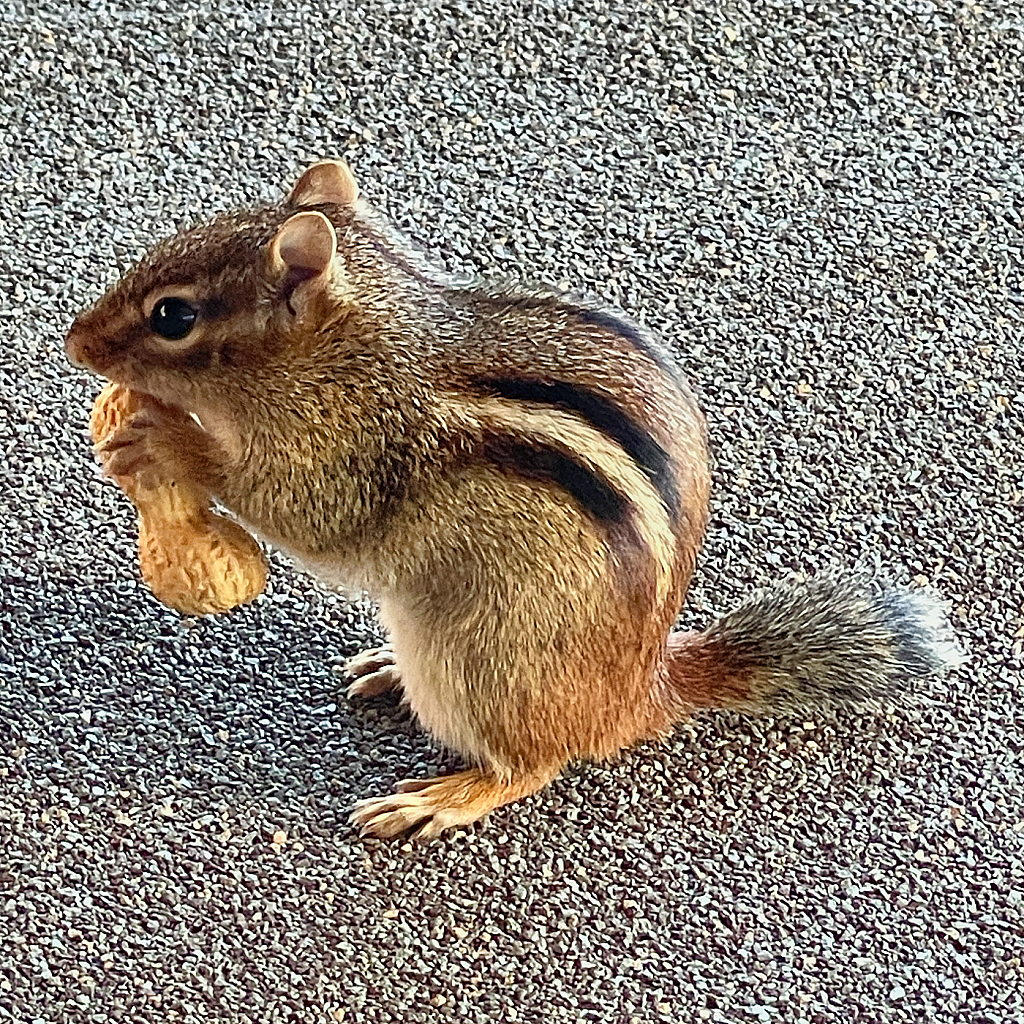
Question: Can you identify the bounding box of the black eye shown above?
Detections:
[150,297,198,340]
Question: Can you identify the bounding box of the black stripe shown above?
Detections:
[444,286,687,388]
[574,307,686,387]
[481,434,627,525]
[473,376,680,521]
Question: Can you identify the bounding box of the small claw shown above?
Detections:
[343,645,402,699]
[101,442,156,480]
[350,793,432,840]
[410,818,445,841]
[102,448,146,480]
[346,664,402,700]
[94,413,158,452]
[395,777,437,794]
[94,412,164,480]
[94,430,135,458]
[345,644,396,676]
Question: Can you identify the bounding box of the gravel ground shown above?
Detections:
[2,1,1022,1022]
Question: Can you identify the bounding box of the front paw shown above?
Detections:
[95,407,201,491]
[95,411,167,484]
[342,644,403,699]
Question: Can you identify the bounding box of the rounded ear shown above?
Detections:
[270,211,338,281]
[287,160,359,208]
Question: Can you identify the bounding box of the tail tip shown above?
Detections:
[880,586,967,678]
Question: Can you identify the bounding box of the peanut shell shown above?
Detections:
[90,382,268,614]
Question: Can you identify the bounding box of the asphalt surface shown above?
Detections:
[2,2,1022,1022]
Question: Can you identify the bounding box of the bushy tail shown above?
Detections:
[666,575,964,715]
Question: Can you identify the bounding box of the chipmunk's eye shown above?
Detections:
[150,297,198,340]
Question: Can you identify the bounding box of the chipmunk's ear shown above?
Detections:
[287,160,359,208]
[269,211,339,321]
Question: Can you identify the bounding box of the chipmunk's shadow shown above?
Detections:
[23,568,936,845]
[16,572,444,835]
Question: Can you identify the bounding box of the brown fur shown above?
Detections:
[662,630,762,713]
[65,162,957,839]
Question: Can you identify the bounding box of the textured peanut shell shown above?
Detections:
[90,382,268,615]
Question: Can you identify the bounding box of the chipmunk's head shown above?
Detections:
[65,160,362,405]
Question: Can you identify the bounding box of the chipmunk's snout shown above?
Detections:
[65,312,118,374]
[64,321,95,369]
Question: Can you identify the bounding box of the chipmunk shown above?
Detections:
[65,161,962,839]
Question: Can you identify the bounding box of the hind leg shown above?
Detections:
[350,766,559,840]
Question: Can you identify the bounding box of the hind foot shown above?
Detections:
[350,767,556,840]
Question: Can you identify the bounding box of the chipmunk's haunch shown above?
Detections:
[65,161,961,838]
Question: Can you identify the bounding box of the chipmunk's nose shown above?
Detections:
[64,321,95,369]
